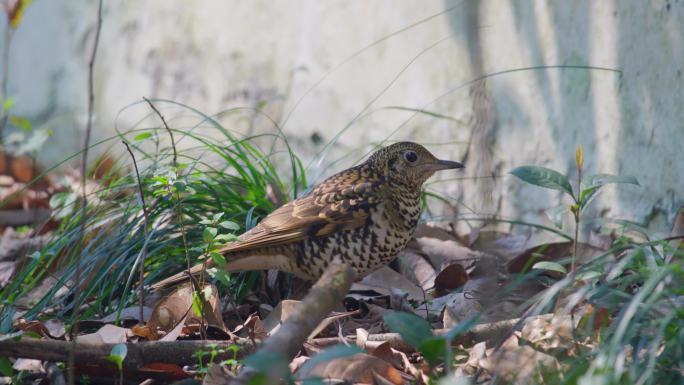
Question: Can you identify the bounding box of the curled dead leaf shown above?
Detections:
[297,353,405,385]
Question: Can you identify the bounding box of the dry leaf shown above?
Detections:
[352,267,424,302]
[434,263,468,298]
[298,353,404,385]
[75,324,131,344]
[147,282,225,340]
[478,335,559,385]
[398,250,436,291]
[410,237,484,271]
[101,306,153,324]
[13,318,66,339]
[12,358,43,372]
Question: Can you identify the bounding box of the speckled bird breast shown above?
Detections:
[292,194,422,280]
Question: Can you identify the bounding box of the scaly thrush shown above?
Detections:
[152,141,463,289]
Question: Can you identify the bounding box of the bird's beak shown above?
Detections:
[425,159,464,171]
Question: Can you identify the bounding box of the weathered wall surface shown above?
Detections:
[3,1,683,233]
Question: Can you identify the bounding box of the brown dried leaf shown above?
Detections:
[478,335,559,385]
[398,250,436,291]
[434,263,468,298]
[298,353,405,385]
[469,231,532,260]
[147,282,225,340]
[352,267,423,302]
[410,237,484,271]
[75,324,131,344]
[13,318,65,339]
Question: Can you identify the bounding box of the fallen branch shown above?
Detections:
[0,338,256,368]
[235,263,356,384]
[310,313,555,352]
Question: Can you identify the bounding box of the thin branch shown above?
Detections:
[0,338,255,369]
[142,96,176,166]
[235,263,356,384]
[122,140,149,325]
[69,0,103,384]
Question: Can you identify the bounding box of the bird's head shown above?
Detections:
[367,142,463,190]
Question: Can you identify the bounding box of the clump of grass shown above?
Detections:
[0,100,306,328]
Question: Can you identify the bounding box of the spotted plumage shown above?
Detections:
[152,142,463,289]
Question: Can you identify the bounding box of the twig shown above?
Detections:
[142,97,176,166]
[122,141,149,325]
[234,263,356,384]
[69,1,103,384]
[142,96,197,335]
[310,313,556,352]
[0,338,255,368]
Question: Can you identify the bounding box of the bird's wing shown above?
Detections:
[219,168,383,253]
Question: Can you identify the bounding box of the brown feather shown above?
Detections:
[216,167,382,254]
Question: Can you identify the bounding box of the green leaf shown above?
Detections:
[212,212,225,222]
[532,261,567,274]
[245,350,289,374]
[219,220,240,231]
[192,291,203,317]
[545,205,569,229]
[2,97,15,112]
[106,343,127,371]
[0,357,13,376]
[383,312,433,349]
[133,132,153,141]
[208,268,231,286]
[575,270,602,281]
[510,166,574,198]
[10,115,31,131]
[584,174,640,188]
[300,344,362,374]
[580,174,640,210]
[215,233,239,242]
[210,251,226,267]
[203,227,218,243]
[418,337,447,365]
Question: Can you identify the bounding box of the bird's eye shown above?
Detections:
[403,150,418,163]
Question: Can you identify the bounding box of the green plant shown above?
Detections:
[510,145,639,273]
[383,311,477,375]
[106,343,127,385]
[0,100,306,328]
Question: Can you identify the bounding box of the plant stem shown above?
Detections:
[69,0,103,384]
[122,141,149,325]
[572,165,582,272]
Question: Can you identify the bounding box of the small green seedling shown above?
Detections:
[510,144,639,272]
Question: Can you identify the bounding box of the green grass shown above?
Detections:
[0,100,306,329]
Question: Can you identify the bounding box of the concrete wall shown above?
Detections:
[3,0,683,233]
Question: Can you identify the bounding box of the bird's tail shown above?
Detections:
[150,262,210,291]
[150,252,293,290]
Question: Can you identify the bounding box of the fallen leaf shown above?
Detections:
[297,353,404,385]
[398,250,436,291]
[147,282,225,340]
[76,324,131,344]
[13,318,65,339]
[478,335,559,385]
[434,263,468,297]
[352,267,424,302]
[410,237,484,271]
[101,306,153,324]
[12,358,43,372]
[469,231,532,260]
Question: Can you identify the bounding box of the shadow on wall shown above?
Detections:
[444,0,683,232]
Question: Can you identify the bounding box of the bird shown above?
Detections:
[152,141,463,289]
